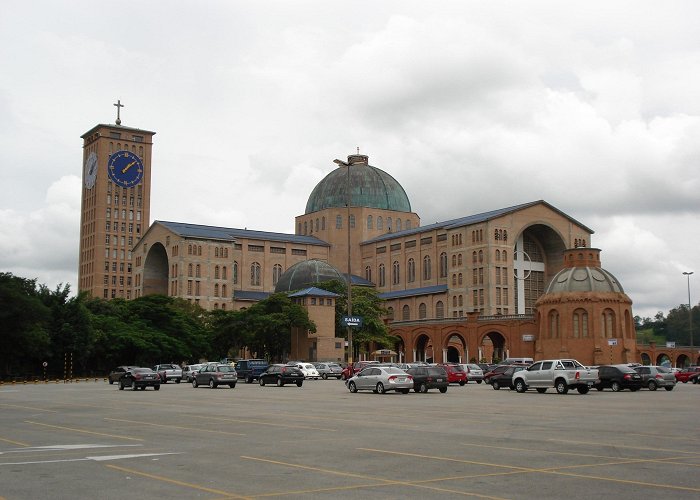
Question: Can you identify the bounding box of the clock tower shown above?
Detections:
[78,102,155,299]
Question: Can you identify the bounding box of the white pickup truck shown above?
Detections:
[512,359,598,394]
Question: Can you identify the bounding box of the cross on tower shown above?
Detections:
[113,99,124,125]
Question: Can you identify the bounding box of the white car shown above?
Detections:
[462,363,484,383]
[183,363,207,382]
[291,363,320,379]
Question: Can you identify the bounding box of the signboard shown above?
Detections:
[607,338,618,346]
[666,341,676,348]
[522,334,535,342]
[341,315,363,328]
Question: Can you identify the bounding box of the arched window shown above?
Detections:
[440,252,448,278]
[250,262,261,286]
[321,216,326,230]
[419,303,427,319]
[453,296,457,307]
[188,244,192,255]
[496,249,501,261]
[233,261,238,284]
[222,266,227,280]
[214,265,220,279]
[402,304,410,320]
[304,221,308,234]
[387,217,392,230]
[396,218,402,231]
[377,216,383,230]
[336,215,342,229]
[215,248,219,257]
[188,263,193,277]
[458,273,463,285]
[387,307,394,320]
[367,215,373,229]
[406,220,412,230]
[214,283,219,297]
[472,251,477,264]
[198,246,202,256]
[392,261,400,285]
[407,258,416,283]
[452,274,457,285]
[478,250,483,263]
[549,310,559,339]
[436,301,444,318]
[573,309,589,338]
[365,266,372,283]
[315,218,319,232]
[602,309,615,338]
[195,264,201,278]
[423,255,432,280]
[222,284,227,297]
[458,254,462,266]
[349,214,355,228]
[502,250,507,262]
[378,264,386,287]
[452,255,457,267]
[272,264,283,286]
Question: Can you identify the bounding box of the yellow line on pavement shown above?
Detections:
[546,469,700,493]
[359,448,534,471]
[0,403,57,413]
[0,436,30,447]
[104,418,245,436]
[104,464,250,499]
[24,421,142,441]
[192,415,335,432]
[547,438,700,456]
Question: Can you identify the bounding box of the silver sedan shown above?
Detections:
[346,366,414,394]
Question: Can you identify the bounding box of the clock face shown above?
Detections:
[107,150,144,188]
[84,152,98,189]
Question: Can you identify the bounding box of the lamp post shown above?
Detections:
[683,271,693,347]
[334,158,353,364]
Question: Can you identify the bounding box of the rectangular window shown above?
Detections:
[270,247,286,254]
[420,237,433,245]
[291,249,306,256]
[248,245,264,252]
[437,233,447,242]
[405,240,416,248]
[390,243,401,251]
[376,246,386,254]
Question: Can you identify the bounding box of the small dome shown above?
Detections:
[275,259,345,293]
[544,248,625,294]
[305,154,411,213]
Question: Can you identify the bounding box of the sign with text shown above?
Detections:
[522,334,535,342]
[341,315,363,328]
[666,341,676,348]
[607,338,618,346]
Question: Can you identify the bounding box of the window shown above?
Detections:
[367,215,373,229]
[222,266,227,280]
[602,309,615,338]
[251,262,261,286]
[215,266,220,279]
[195,264,201,278]
[349,214,355,228]
[222,284,227,297]
[233,261,238,284]
[377,216,383,230]
[436,301,444,318]
[407,258,416,283]
[214,283,219,297]
[336,215,342,229]
[392,261,400,285]
[549,310,559,338]
[402,305,410,320]
[573,309,588,338]
[272,264,283,286]
[387,307,394,320]
[440,252,447,278]
[419,303,427,319]
[423,255,432,280]
[365,266,372,283]
[378,264,386,287]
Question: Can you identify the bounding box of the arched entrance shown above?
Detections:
[656,353,671,366]
[445,333,467,363]
[480,332,506,363]
[415,334,433,363]
[640,353,651,365]
[393,337,406,363]
[143,242,169,296]
[676,354,690,368]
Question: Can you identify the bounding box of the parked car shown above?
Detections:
[313,362,343,379]
[191,364,237,389]
[674,366,700,384]
[235,359,270,383]
[152,363,183,384]
[438,363,467,386]
[259,365,305,387]
[119,367,161,391]
[346,366,413,394]
[182,363,207,382]
[289,362,320,379]
[405,366,448,393]
[463,364,484,384]
[484,364,526,383]
[108,365,137,384]
[593,364,643,392]
[633,365,676,391]
[490,365,526,390]
[341,360,379,380]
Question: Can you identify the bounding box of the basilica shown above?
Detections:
[79,118,639,366]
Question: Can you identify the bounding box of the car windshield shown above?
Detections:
[384,367,406,374]
[304,364,314,369]
[133,368,152,373]
[656,366,669,373]
[468,364,481,370]
[427,368,446,376]
[217,365,235,372]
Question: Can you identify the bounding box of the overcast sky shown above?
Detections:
[1,1,698,320]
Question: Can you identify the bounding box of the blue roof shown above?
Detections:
[362,200,593,245]
[233,291,270,301]
[379,285,448,300]
[154,221,329,246]
[288,287,340,298]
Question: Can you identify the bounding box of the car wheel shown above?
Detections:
[577,385,590,394]
[492,381,500,390]
[348,382,357,393]
[630,387,639,392]
[229,384,236,389]
[109,379,114,385]
[175,378,181,384]
[647,381,657,391]
[259,378,265,386]
[296,381,303,387]
[419,383,428,393]
[246,376,253,384]
[154,385,160,391]
[321,373,327,380]
[536,388,547,394]
[476,380,482,384]
[439,387,447,393]
[132,380,138,391]
[555,379,569,394]
[611,381,621,392]
[277,378,284,387]
[664,386,674,391]
[118,380,124,390]
[376,382,386,394]
[459,381,465,386]
[400,388,410,394]
[515,379,527,393]
[209,379,217,389]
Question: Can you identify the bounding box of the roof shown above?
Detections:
[362,200,594,245]
[288,287,341,298]
[81,123,156,138]
[151,221,330,246]
[233,291,270,301]
[378,285,448,300]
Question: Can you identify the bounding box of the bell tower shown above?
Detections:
[78,101,155,299]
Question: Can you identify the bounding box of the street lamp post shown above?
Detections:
[334,158,353,364]
[683,271,693,348]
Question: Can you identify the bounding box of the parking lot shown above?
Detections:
[1,379,699,499]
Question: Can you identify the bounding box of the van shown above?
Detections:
[234,359,269,383]
[502,357,534,365]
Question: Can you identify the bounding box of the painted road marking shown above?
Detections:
[1,444,142,454]
[192,414,337,432]
[24,421,143,441]
[0,452,181,466]
[0,403,57,413]
[104,418,246,436]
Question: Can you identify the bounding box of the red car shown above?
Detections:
[674,366,700,383]
[438,363,467,386]
[341,360,379,380]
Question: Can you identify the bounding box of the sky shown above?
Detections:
[1,1,699,320]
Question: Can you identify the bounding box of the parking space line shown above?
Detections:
[359,448,534,471]
[547,438,700,456]
[545,469,700,493]
[0,436,30,447]
[191,415,336,432]
[240,455,508,499]
[104,464,250,499]
[0,403,57,413]
[24,421,142,442]
[104,418,246,436]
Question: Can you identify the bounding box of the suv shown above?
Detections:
[235,359,269,383]
[153,363,183,384]
[633,365,676,391]
[594,364,642,392]
[405,366,449,393]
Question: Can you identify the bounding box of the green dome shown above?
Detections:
[274,259,345,293]
[305,154,412,214]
